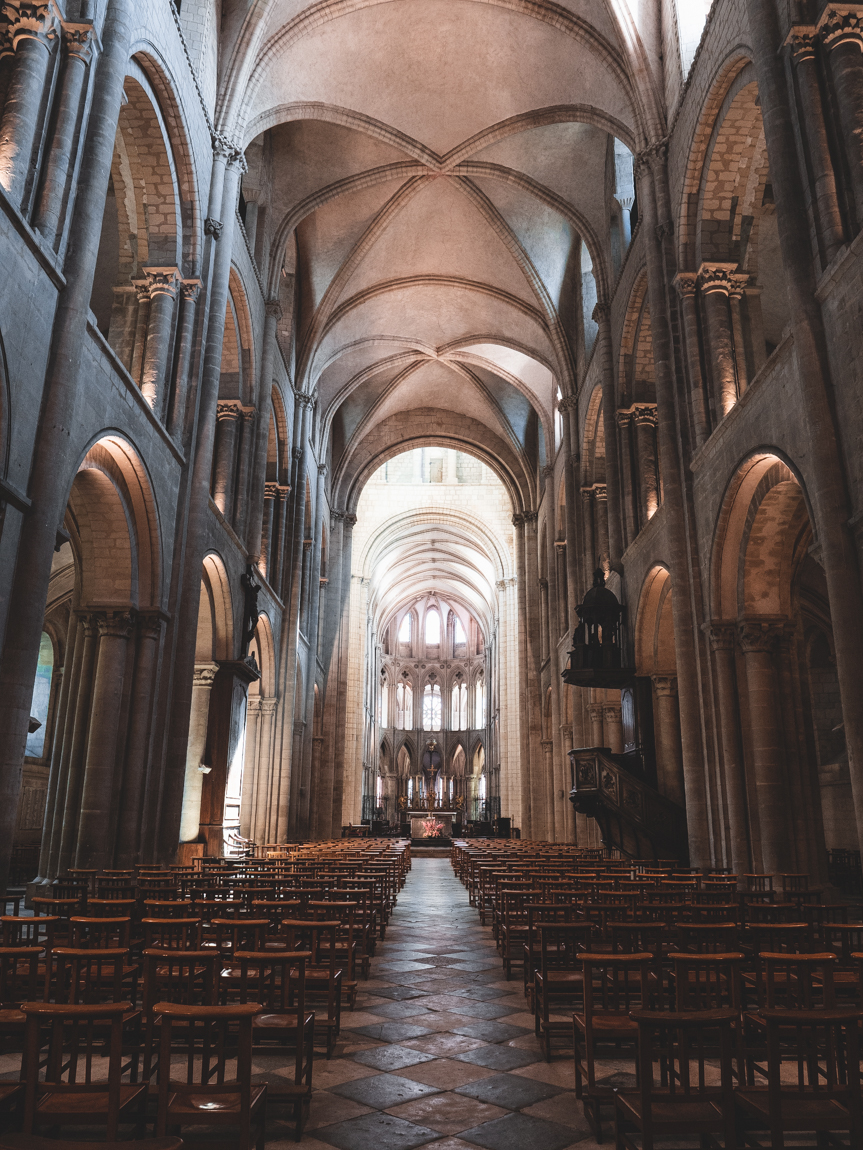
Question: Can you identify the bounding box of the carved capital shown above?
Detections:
[704,621,735,653]
[296,391,315,409]
[818,6,863,50]
[97,610,135,641]
[265,299,283,321]
[213,135,247,172]
[785,24,819,62]
[738,618,786,654]
[303,539,313,551]
[181,279,201,303]
[204,217,223,239]
[635,137,668,176]
[698,262,740,294]
[136,610,165,642]
[260,698,279,715]
[631,402,659,428]
[591,301,611,325]
[61,20,93,62]
[541,464,555,481]
[292,447,303,461]
[216,400,242,422]
[557,394,577,413]
[593,484,608,502]
[511,512,525,528]
[192,662,220,689]
[651,674,678,698]
[603,703,622,722]
[143,266,181,299]
[264,482,279,500]
[523,510,538,525]
[587,702,604,722]
[673,271,699,298]
[318,462,328,476]
[495,579,507,591]
[2,1,57,49]
[343,513,357,528]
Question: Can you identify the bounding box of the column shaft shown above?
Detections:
[261,484,277,581]
[707,625,751,876]
[247,302,282,563]
[212,403,241,520]
[699,271,738,416]
[178,663,219,843]
[115,615,162,867]
[140,268,179,413]
[167,281,201,443]
[38,610,80,881]
[674,276,710,446]
[0,11,56,205]
[651,676,686,808]
[822,22,863,223]
[232,407,256,540]
[594,305,624,567]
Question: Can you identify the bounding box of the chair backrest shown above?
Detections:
[0,946,43,1007]
[53,947,129,1004]
[87,898,137,920]
[1,915,57,950]
[142,917,202,950]
[21,1001,130,1139]
[212,918,269,954]
[153,1003,260,1136]
[677,922,740,952]
[630,1008,737,1146]
[822,923,863,964]
[668,951,744,1012]
[538,923,592,975]
[69,916,131,949]
[748,921,813,954]
[580,952,653,1024]
[609,921,667,958]
[142,949,218,1013]
[759,952,837,1009]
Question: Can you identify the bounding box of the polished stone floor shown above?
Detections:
[276,856,605,1150]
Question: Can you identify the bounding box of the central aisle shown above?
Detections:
[297,857,598,1150]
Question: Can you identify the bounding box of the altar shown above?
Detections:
[409,810,456,841]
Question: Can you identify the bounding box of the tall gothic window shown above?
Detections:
[475,674,485,728]
[453,614,466,653]
[451,682,468,730]
[398,614,411,643]
[425,607,441,646]
[423,683,442,731]
[396,682,413,730]
[26,631,54,758]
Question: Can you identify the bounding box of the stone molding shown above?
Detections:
[264,482,279,499]
[192,662,220,688]
[143,267,181,299]
[785,24,819,62]
[737,618,787,654]
[818,5,863,49]
[698,262,748,295]
[61,20,93,62]
[673,271,698,297]
[265,299,283,320]
[96,610,135,641]
[2,1,58,50]
[651,674,678,697]
[181,279,202,303]
[216,401,242,422]
[704,622,735,652]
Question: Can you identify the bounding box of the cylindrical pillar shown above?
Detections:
[75,611,134,869]
[588,699,605,748]
[247,301,282,563]
[212,401,241,519]
[0,3,57,206]
[38,609,80,881]
[786,27,845,264]
[240,695,261,840]
[581,488,596,576]
[820,13,863,225]
[260,482,277,580]
[673,273,710,447]
[728,277,750,396]
[33,22,93,242]
[603,700,624,755]
[698,264,739,417]
[129,280,150,386]
[55,615,99,876]
[114,613,162,868]
[705,623,751,877]
[168,280,201,443]
[178,663,219,843]
[594,485,609,572]
[270,485,290,597]
[231,406,256,540]
[738,619,793,874]
[651,675,686,808]
[140,268,180,412]
[633,404,660,521]
[593,302,624,568]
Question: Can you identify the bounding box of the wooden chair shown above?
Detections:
[534,922,593,1059]
[574,952,654,1140]
[0,1136,180,1149]
[21,1001,146,1139]
[0,947,43,1055]
[676,921,739,952]
[614,1008,738,1150]
[735,1008,862,1147]
[142,917,202,951]
[282,919,341,1058]
[234,949,314,1138]
[69,916,132,950]
[153,1002,266,1150]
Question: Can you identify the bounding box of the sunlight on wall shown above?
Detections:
[676,0,712,76]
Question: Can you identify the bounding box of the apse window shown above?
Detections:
[396,682,413,730]
[423,683,442,731]
[26,632,54,758]
[676,0,711,76]
[425,607,441,646]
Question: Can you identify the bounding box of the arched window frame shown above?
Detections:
[422,682,442,732]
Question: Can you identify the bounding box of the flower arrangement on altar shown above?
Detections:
[421,817,445,838]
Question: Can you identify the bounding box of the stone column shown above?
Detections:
[33,21,93,243]
[297,463,328,834]
[559,395,581,622]
[38,610,80,881]
[240,695,261,840]
[56,614,99,875]
[603,700,624,755]
[247,300,282,564]
[0,1,58,206]
[633,403,660,522]
[738,619,793,874]
[592,302,624,568]
[594,485,609,572]
[523,510,546,839]
[819,8,863,224]
[698,263,740,417]
[140,267,180,414]
[255,698,278,842]
[115,612,162,867]
[705,623,751,877]
[270,485,290,598]
[75,610,135,869]
[260,483,277,583]
[616,409,638,543]
[651,675,686,808]
[178,663,219,844]
[636,144,710,866]
[512,513,533,832]
[727,275,750,397]
[588,699,605,747]
[673,273,710,447]
[231,406,256,540]
[129,281,151,387]
[168,280,202,443]
[212,401,242,519]
[785,25,846,264]
[581,488,596,576]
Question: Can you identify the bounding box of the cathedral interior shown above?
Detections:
[0,0,862,1145]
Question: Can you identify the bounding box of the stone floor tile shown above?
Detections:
[450,1020,531,1043]
[310,1059,381,1089]
[305,1091,373,1131]
[512,1059,577,1089]
[395,1058,497,1089]
[376,960,436,972]
[401,1010,479,1032]
[352,1045,438,1072]
[336,1010,390,1028]
[331,1071,440,1110]
[521,1093,593,1133]
[449,986,519,1003]
[455,1071,563,1109]
[457,1111,577,1150]
[386,1091,508,1134]
[402,1033,489,1057]
[367,985,428,1001]
[313,1111,440,1150]
[371,1000,434,1020]
[452,1045,539,1072]
[349,1021,433,1042]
